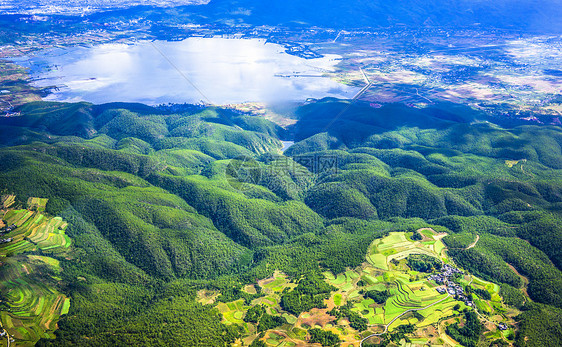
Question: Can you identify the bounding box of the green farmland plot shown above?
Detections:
[419,228,435,239]
[0,256,71,346]
[26,197,48,212]
[0,209,70,256]
[333,293,342,306]
[0,197,73,346]
[367,232,440,270]
[217,299,248,325]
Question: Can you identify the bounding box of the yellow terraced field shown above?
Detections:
[2,195,16,209]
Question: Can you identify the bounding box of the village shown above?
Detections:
[427,264,509,331]
[0,223,16,244]
[428,264,473,307]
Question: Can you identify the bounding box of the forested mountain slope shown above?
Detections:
[0,99,561,345]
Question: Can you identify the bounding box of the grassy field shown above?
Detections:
[0,197,72,346]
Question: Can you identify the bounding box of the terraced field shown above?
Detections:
[26,197,48,212]
[1,195,15,209]
[0,209,70,256]
[342,272,450,330]
[1,263,69,336]
[0,197,72,346]
[387,278,442,310]
[368,232,446,271]
[0,256,71,346]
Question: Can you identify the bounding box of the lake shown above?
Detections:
[18,38,358,105]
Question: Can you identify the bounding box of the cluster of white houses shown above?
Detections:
[428,264,474,307]
[0,224,16,233]
[0,223,16,244]
[427,264,512,331]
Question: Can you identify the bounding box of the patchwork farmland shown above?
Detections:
[211,228,517,346]
[0,195,72,346]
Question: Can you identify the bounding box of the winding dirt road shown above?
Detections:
[466,234,480,250]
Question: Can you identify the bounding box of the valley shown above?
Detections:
[0,98,559,345]
[0,97,558,346]
[0,2,561,345]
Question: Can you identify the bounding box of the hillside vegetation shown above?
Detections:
[0,99,561,345]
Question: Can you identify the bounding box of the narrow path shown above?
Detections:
[333,30,343,42]
[352,68,372,100]
[473,305,493,325]
[438,318,460,346]
[507,264,531,300]
[359,294,451,346]
[414,87,433,103]
[466,234,480,250]
[360,67,370,85]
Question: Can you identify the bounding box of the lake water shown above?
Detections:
[18,38,358,105]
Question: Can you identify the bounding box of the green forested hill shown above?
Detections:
[0,99,561,346]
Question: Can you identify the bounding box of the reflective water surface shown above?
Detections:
[19,38,358,105]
